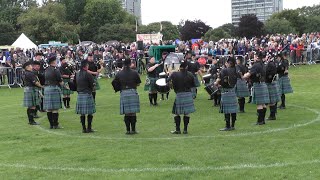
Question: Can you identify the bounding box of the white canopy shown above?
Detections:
[11,33,37,50]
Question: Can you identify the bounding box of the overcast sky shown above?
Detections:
[142,0,320,28]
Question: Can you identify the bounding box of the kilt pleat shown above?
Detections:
[278,76,293,94]
[193,74,200,87]
[120,89,140,115]
[76,93,96,115]
[23,87,40,107]
[220,88,238,114]
[43,86,62,110]
[61,78,74,95]
[144,77,158,91]
[252,82,270,105]
[235,78,250,97]
[172,92,195,115]
[267,82,281,104]
[94,77,100,91]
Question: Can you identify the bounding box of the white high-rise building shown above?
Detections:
[121,0,142,25]
[232,0,283,25]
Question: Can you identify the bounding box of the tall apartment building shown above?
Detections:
[232,0,283,25]
[120,0,142,25]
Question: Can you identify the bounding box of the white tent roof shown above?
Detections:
[11,33,37,50]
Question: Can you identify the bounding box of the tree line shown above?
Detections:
[0,1,319,45]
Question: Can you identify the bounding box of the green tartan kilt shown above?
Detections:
[76,93,96,115]
[61,78,74,95]
[94,77,100,91]
[267,82,281,104]
[252,82,270,105]
[172,92,195,115]
[278,76,293,94]
[193,74,200,87]
[144,77,158,92]
[235,79,250,98]
[23,87,40,108]
[220,88,238,114]
[120,89,140,115]
[43,86,62,110]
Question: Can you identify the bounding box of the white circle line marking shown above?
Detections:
[34,104,320,140]
[0,159,319,173]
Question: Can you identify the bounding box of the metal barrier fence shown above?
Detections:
[0,66,24,89]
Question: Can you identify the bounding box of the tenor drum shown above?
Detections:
[203,74,211,85]
[159,72,167,78]
[156,78,170,94]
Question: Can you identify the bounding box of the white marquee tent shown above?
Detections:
[11,33,37,50]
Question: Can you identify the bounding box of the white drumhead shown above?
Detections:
[203,74,211,78]
[159,72,166,76]
[156,78,167,86]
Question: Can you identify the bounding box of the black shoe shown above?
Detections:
[278,106,286,109]
[153,103,158,106]
[33,115,40,119]
[255,122,265,125]
[230,127,235,130]
[50,126,53,129]
[82,129,88,133]
[29,121,40,125]
[54,126,64,129]
[171,130,181,134]
[131,131,138,134]
[66,106,70,109]
[239,110,245,113]
[125,131,131,135]
[219,127,232,131]
[87,129,96,133]
[267,117,276,121]
[183,130,188,134]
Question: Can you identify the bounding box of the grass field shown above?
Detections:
[0,65,320,179]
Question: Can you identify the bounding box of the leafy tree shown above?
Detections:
[18,2,79,44]
[297,4,320,17]
[0,21,19,45]
[59,0,86,24]
[81,0,131,40]
[138,21,179,40]
[304,16,320,33]
[179,20,211,41]
[264,18,296,34]
[204,27,231,42]
[236,14,264,38]
[220,23,236,37]
[94,24,136,43]
[270,9,306,34]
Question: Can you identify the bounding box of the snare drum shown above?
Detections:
[203,74,211,85]
[204,84,219,96]
[156,78,170,94]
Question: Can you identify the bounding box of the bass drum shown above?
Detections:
[156,78,170,94]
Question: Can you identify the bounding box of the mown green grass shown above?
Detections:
[0,65,320,179]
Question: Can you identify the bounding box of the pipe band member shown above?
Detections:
[87,53,103,102]
[235,56,250,113]
[277,52,293,109]
[60,56,74,108]
[187,52,202,99]
[113,58,141,135]
[144,56,159,106]
[265,55,280,121]
[243,52,270,125]
[43,55,64,129]
[215,57,238,131]
[75,60,96,133]
[22,61,43,125]
[167,60,196,134]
